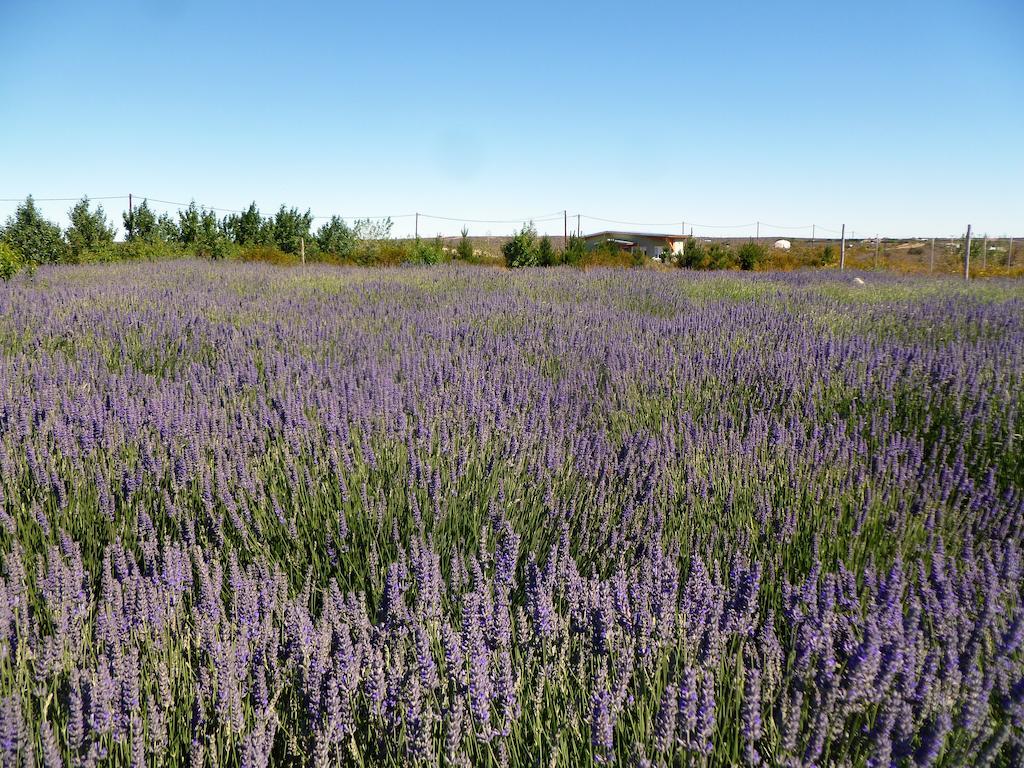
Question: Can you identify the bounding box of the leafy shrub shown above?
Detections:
[316,216,356,259]
[0,241,24,280]
[503,222,539,268]
[737,242,766,271]
[409,236,448,265]
[237,244,298,265]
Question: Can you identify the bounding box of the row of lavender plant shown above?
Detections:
[0,263,1021,766]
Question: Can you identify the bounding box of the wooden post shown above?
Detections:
[874,235,880,269]
[1009,236,1014,267]
[930,237,935,273]
[964,225,972,280]
[756,221,760,244]
[982,234,988,269]
[811,224,815,244]
[127,193,133,240]
[300,237,305,264]
[415,213,419,239]
[564,210,567,247]
[839,224,846,270]
[576,214,581,237]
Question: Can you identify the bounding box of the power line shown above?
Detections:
[420,211,565,224]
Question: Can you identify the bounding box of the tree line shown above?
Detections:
[1,195,809,279]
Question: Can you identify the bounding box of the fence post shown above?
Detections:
[300,237,305,264]
[1009,236,1014,267]
[839,224,846,270]
[930,237,935,273]
[964,225,972,280]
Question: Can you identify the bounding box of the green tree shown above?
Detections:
[502,222,539,268]
[124,199,159,242]
[679,237,706,269]
[270,206,313,254]
[156,213,179,243]
[456,227,475,262]
[737,242,766,270]
[1,196,66,264]
[223,202,268,246]
[316,216,356,257]
[538,235,556,266]
[562,234,586,266]
[177,202,229,258]
[66,197,116,261]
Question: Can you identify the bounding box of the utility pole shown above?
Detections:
[964,225,972,280]
[415,212,419,239]
[930,237,935,273]
[840,224,846,270]
[564,210,567,246]
[127,193,133,240]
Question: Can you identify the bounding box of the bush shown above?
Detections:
[455,227,476,262]
[316,216,356,259]
[562,234,586,266]
[409,236,448,265]
[66,197,116,262]
[503,223,539,268]
[1,196,66,264]
[737,242,766,271]
[0,241,24,280]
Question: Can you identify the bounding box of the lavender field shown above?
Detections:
[0,262,1022,767]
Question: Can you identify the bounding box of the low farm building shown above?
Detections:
[584,231,686,260]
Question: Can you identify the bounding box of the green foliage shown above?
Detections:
[176,202,232,259]
[0,241,24,280]
[502,222,539,268]
[819,244,836,266]
[223,202,269,246]
[455,227,476,262]
[315,216,357,258]
[538,235,556,266]
[269,206,313,254]
[1,195,66,264]
[124,199,159,242]
[562,234,586,266]
[66,197,116,262]
[156,212,179,243]
[737,241,767,271]
[409,236,449,265]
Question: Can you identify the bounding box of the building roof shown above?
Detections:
[584,230,686,242]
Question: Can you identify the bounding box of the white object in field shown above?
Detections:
[773,239,791,250]
[853,277,865,285]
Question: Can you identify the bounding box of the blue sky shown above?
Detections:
[1,0,1021,238]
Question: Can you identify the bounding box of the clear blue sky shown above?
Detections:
[1,0,1021,238]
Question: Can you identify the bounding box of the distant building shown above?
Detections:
[584,231,686,261]
[773,239,792,250]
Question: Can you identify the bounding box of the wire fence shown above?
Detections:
[0,193,1019,272]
